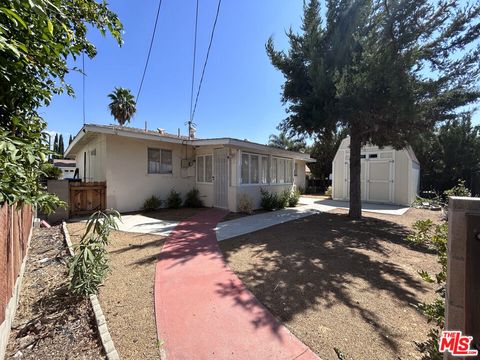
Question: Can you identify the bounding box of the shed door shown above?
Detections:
[344,160,367,201]
[213,148,229,209]
[367,160,393,203]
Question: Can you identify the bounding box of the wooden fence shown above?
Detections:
[0,203,32,325]
[69,181,106,217]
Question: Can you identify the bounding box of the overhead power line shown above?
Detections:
[189,0,200,120]
[137,0,164,104]
[190,0,222,122]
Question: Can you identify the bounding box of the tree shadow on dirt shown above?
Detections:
[218,212,434,353]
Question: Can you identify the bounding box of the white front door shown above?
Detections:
[213,148,229,209]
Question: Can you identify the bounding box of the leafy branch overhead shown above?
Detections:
[0,1,123,210]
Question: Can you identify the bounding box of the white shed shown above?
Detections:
[332,137,420,206]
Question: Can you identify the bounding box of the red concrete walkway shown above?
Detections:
[154,208,319,360]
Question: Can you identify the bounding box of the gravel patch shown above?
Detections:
[67,223,164,360]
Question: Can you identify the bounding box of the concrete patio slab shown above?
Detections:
[215,205,331,241]
[155,208,318,360]
[299,197,410,216]
[115,214,178,236]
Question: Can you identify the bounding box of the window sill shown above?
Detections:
[196,181,213,185]
[238,182,293,187]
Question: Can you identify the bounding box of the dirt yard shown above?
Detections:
[66,208,204,360]
[66,223,163,360]
[219,208,444,360]
[6,227,103,359]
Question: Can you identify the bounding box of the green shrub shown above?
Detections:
[143,195,162,211]
[325,185,333,197]
[288,188,301,207]
[166,189,182,209]
[260,188,277,211]
[443,179,471,198]
[41,163,62,180]
[184,188,203,208]
[238,194,253,214]
[407,219,448,359]
[278,190,290,209]
[260,188,290,210]
[69,209,120,297]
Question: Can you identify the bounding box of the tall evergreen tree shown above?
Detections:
[267,0,480,218]
[53,133,59,158]
[68,135,73,146]
[58,134,64,158]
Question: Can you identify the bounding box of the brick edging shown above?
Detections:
[61,221,120,360]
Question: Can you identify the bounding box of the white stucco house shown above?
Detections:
[332,136,420,206]
[64,124,314,213]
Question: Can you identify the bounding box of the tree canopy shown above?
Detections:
[0,0,123,210]
[267,0,480,218]
[412,115,480,195]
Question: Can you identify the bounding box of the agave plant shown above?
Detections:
[107,87,137,126]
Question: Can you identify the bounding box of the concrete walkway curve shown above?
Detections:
[154,208,319,360]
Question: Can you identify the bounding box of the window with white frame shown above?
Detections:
[271,157,293,184]
[261,157,268,183]
[197,155,213,183]
[148,148,173,174]
[241,153,269,184]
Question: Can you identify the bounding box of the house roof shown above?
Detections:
[53,159,76,167]
[65,124,315,162]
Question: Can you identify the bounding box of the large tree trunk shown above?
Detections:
[349,126,362,219]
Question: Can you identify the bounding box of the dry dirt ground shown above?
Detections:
[66,208,204,360]
[219,208,444,360]
[6,227,104,360]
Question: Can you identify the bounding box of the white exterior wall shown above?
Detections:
[105,135,195,212]
[76,134,107,181]
[70,132,311,213]
[294,160,307,189]
[332,137,419,206]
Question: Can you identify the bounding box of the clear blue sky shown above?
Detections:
[44,0,305,144]
[44,0,478,144]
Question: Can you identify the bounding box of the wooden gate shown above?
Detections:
[69,181,106,217]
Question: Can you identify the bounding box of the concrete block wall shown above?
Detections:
[445,197,480,359]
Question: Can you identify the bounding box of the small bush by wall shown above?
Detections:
[184,188,203,208]
[166,190,182,209]
[238,194,253,214]
[288,188,301,207]
[143,195,162,211]
[325,186,333,198]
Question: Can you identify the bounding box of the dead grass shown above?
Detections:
[219,208,443,360]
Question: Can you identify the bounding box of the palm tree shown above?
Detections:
[268,132,306,152]
[108,87,137,126]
